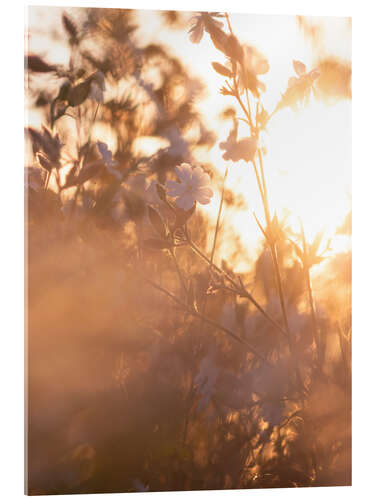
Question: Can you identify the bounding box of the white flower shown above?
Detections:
[165,163,213,210]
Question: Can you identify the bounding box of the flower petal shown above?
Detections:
[196,195,212,205]
[288,76,298,88]
[196,186,213,198]
[293,60,306,76]
[189,18,204,44]
[165,180,185,197]
[176,163,192,183]
[255,58,270,75]
[191,167,210,187]
[175,193,195,210]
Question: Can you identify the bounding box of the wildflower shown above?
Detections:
[238,45,269,97]
[188,12,224,44]
[276,60,320,111]
[165,163,213,210]
[219,120,257,162]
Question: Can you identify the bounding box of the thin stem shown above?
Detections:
[44,170,51,191]
[171,250,188,297]
[210,167,228,265]
[146,279,270,366]
[255,151,304,394]
[225,12,234,35]
[251,160,265,206]
[187,238,289,340]
[299,220,320,360]
[269,244,289,332]
[305,266,320,355]
[87,102,101,145]
[199,166,228,330]
[257,149,270,219]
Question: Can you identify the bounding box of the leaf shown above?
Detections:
[36,152,53,172]
[290,239,304,262]
[224,34,244,62]
[67,78,92,107]
[63,162,102,189]
[56,81,72,101]
[148,206,167,238]
[211,62,232,78]
[311,255,325,266]
[293,60,306,76]
[62,13,78,42]
[63,164,79,188]
[26,127,62,165]
[311,230,324,257]
[143,238,171,250]
[219,85,234,96]
[25,55,56,73]
[174,203,196,228]
[253,212,268,240]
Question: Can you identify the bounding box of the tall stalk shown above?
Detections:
[300,221,320,362]
[224,12,304,394]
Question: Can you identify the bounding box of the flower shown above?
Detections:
[276,60,320,111]
[219,120,257,162]
[238,45,270,97]
[165,163,213,210]
[188,12,224,44]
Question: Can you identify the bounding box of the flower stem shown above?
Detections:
[210,167,228,265]
[146,278,271,366]
[187,238,289,340]
[171,249,188,297]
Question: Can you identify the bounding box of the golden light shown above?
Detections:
[137,10,352,272]
[26,8,351,275]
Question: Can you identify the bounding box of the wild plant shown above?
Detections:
[25,8,351,494]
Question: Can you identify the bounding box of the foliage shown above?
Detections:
[26,8,351,494]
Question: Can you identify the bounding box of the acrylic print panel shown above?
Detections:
[25,5,351,495]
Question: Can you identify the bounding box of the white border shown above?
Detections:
[1,0,374,498]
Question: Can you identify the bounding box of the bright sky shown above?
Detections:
[26,7,351,272]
